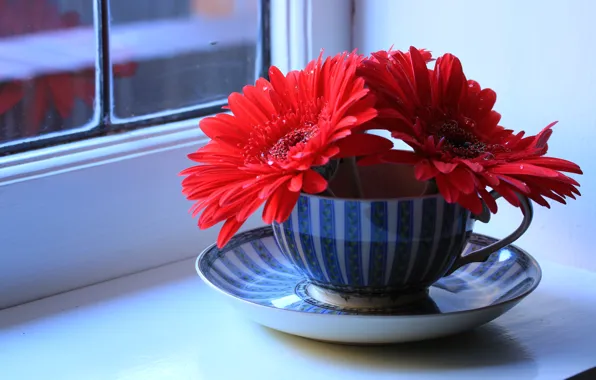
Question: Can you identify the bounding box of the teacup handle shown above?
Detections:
[445,190,534,276]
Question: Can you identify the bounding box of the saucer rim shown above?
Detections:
[195,226,542,319]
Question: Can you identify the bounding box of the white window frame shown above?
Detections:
[0,0,353,309]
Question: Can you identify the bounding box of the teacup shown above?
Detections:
[272,166,533,309]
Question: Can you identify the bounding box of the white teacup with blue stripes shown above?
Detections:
[272,191,533,308]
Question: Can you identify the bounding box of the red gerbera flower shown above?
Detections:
[358,46,582,214]
[181,51,392,247]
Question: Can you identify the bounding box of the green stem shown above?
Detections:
[322,187,336,197]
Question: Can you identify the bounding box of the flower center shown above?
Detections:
[267,123,319,161]
[436,120,504,159]
[243,99,324,165]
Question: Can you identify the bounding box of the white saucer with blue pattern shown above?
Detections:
[196,227,541,344]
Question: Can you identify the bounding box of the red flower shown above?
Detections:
[358,47,582,214]
[0,0,137,136]
[181,51,392,247]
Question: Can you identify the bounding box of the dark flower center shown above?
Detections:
[267,123,319,161]
[243,99,323,165]
[436,120,504,159]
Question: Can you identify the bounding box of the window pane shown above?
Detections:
[0,0,98,146]
[108,0,260,122]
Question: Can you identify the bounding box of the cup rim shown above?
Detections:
[299,191,448,203]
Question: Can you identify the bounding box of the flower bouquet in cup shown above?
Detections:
[180,47,582,305]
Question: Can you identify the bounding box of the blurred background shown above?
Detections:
[0,0,259,146]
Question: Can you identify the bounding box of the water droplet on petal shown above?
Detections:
[463,117,476,129]
[262,86,268,91]
[520,164,524,169]
[267,160,274,166]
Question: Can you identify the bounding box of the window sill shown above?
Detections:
[1,258,595,379]
[0,116,264,309]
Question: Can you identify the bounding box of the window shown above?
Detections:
[0,0,266,154]
[0,0,351,309]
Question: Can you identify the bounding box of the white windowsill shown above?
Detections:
[1,258,595,380]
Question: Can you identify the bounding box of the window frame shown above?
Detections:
[0,0,354,309]
[0,0,270,155]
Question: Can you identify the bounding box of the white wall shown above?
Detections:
[354,0,596,270]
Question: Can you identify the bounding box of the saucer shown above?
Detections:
[196,227,541,344]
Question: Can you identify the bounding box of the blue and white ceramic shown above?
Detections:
[196,226,541,344]
[271,192,533,306]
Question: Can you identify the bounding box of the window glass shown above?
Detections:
[0,0,265,154]
[0,0,97,146]
[108,0,260,122]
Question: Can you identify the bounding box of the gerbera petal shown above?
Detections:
[495,174,531,194]
[414,159,439,181]
[491,163,563,178]
[435,174,459,203]
[460,159,484,173]
[262,186,300,224]
[268,65,296,108]
[288,173,304,192]
[448,167,477,194]
[534,189,567,205]
[217,218,244,248]
[440,54,466,110]
[409,46,432,107]
[480,171,500,187]
[457,192,485,215]
[433,160,458,174]
[259,175,293,199]
[533,121,557,149]
[237,198,266,221]
[492,184,521,208]
[526,193,551,209]
[518,175,580,199]
[302,169,328,194]
[200,114,249,141]
[242,79,277,116]
[522,157,583,174]
[228,92,269,126]
[333,116,358,130]
[479,188,498,214]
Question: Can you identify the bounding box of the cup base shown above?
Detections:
[306,283,429,310]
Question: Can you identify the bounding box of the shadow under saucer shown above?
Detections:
[262,323,537,375]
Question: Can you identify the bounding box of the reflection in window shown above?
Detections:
[0,0,99,144]
[0,0,265,154]
[109,0,259,121]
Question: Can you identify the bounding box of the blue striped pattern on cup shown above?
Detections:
[272,193,473,293]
